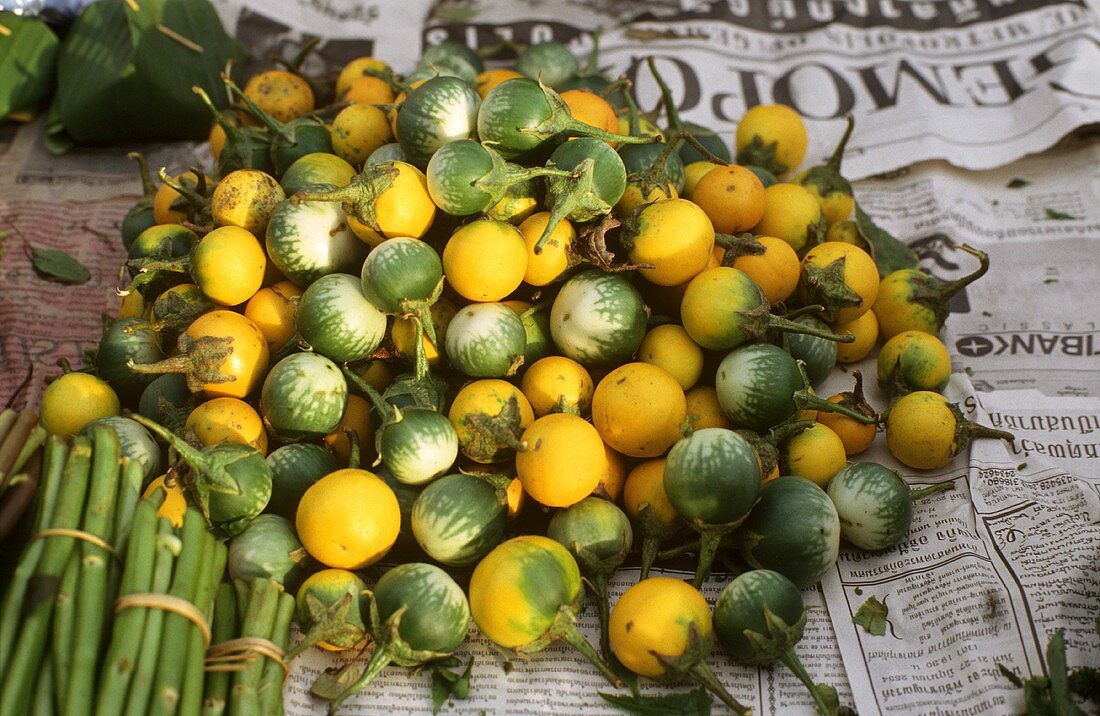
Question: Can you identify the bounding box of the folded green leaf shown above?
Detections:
[430,658,473,714]
[0,12,59,122]
[854,203,919,277]
[30,246,90,284]
[51,0,244,143]
[853,595,888,636]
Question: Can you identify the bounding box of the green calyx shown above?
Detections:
[471,143,572,212]
[907,244,990,330]
[286,589,368,660]
[515,604,623,688]
[459,395,528,462]
[947,402,1015,456]
[149,286,214,335]
[738,302,855,344]
[635,502,688,580]
[156,167,213,231]
[652,624,750,715]
[689,517,746,588]
[320,596,458,714]
[797,115,854,198]
[739,419,816,478]
[715,233,766,265]
[792,364,876,425]
[799,256,862,323]
[535,158,610,254]
[292,162,401,235]
[191,85,273,176]
[126,333,234,395]
[737,135,787,177]
[524,79,656,147]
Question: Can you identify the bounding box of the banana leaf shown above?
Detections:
[0,12,60,123]
[49,0,244,144]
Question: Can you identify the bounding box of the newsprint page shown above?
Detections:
[0,0,1097,714]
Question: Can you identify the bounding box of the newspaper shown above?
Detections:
[286,575,851,715]
[0,0,1098,714]
[422,0,1100,180]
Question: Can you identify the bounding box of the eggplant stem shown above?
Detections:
[826,116,855,173]
[778,647,835,716]
[909,481,954,501]
[550,609,623,688]
[327,646,392,715]
[687,661,750,715]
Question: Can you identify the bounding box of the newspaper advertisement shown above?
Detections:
[0,0,1098,713]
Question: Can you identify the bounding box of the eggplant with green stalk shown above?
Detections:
[313,563,470,715]
[95,317,165,402]
[608,576,749,714]
[714,569,849,715]
[715,342,876,433]
[358,236,444,381]
[531,137,627,255]
[873,243,990,339]
[828,462,954,551]
[220,74,333,177]
[477,77,654,161]
[425,139,574,216]
[191,85,274,176]
[288,568,371,658]
[411,472,506,566]
[342,368,458,487]
[515,41,580,88]
[794,116,855,227]
[738,476,840,588]
[547,496,632,657]
[395,75,481,167]
[121,153,159,249]
[227,514,314,592]
[663,428,760,587]
[260,352,348,441]
[265,183,368,288]
[127,412,271,539]
[125,224,198,299]
[681,266,855,352]
[469,535,623,687]
[646,56,732,165]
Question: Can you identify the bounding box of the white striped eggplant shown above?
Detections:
[714,569,843,715]
[827,461,953,551]
[260,353,348,441]
[296,273,387,363]
[265,185,367,287]
[549,270,646,367]
[664,428,760,586]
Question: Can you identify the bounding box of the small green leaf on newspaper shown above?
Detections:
[30,246,90,284]
[431,658,472,715]
[815,683,859,716]
[1044,208,1077,221]
[599,686,712,715]
[853,203,919,277]
[1006,178,1030,188]
[853,595,888,636]
[309,664,359,702]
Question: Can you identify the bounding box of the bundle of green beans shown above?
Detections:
[201,578,294,716]
[0,407,49,543]
[94,503,225,716]
[0,425,142,716]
